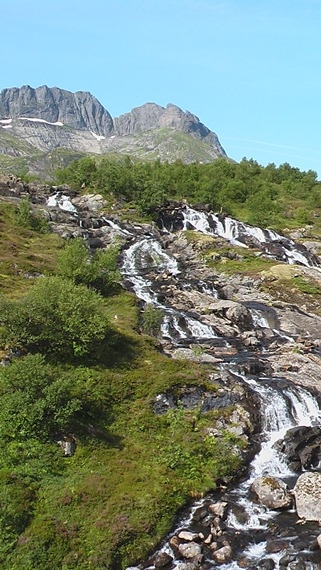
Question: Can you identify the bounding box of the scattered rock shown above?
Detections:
[274,426,321,472]
[251,476,293,510]
[178,542,202,559]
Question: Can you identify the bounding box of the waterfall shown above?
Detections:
[179,206,321,269]
[122,236,219,343]
[119,225,321,570]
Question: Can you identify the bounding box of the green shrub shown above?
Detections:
[56,238,121,295]
[141,304,164,337]
[0,354,83,441]
[16,197,49,233]
[0,276,115,360]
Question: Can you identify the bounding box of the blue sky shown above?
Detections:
[2,0,321,176]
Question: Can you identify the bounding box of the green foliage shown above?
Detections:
[154,405,241,493]
[15,197,49,233]
[56,238,121,294]
[291,276,321,295]
[0,276,115,360]
[0,354,83,441]
[245,189,281,227]
[56,155,321,227]
[55,156,97,188]
[141,304,164,336]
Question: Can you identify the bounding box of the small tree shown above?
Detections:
[0,354,83,440]
[56,238,120,294]
[141,304,164,337]
[16,197,49,233]
[0,276,114,360]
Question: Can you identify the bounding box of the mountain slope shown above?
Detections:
[0,86,228,176]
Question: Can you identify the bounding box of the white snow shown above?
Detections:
[90,131,106,141]
[1,125,12,129]
[0,118,12,124]
[18,117,64,126]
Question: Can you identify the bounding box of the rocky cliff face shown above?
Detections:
[0,85,114,135]
[114,102,226,155]
[0,86,227,172]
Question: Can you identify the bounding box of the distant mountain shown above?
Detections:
[0,85,228,177]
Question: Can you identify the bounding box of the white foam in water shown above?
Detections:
[161,314,188,339]
[244,541,268,560]
[182,206,321,269]
[102,217,133,236]
[122,238,181,308]
[184,315,217,339]
[121,222,321,570]
[242,376,320,480]
[47,193,77,213]
[250,309,271,329]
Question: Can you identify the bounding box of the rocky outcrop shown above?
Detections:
[274,426,321,472]
[114,102,226,155]
[0,85,114,135]
[0,86,228,169]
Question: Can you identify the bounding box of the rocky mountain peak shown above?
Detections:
[114,101,226,154]
[0,85,114,136]
[0,85,228,173]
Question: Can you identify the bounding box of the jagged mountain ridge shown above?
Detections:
[0,85,227,175]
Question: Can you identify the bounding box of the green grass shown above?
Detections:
[291,276,321,295]
[0,202,63,297]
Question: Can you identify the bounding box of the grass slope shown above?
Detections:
[0,198,244,570]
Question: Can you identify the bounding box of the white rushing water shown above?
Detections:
[219,373,321,569]
[181,206,320,269]
[47,192,77,212]
[241,375,320,481]
[182,206,278,248]
[122,237,220,342]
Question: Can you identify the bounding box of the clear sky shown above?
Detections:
[2,0,321,176]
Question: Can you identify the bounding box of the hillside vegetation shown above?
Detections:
[0,195,243,569]
[56,156,321,230]
[1,154,321,568]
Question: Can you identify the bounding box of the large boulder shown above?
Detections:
[225,303,253,331]
[274,426,321,472]
[251,476,293,510]
[293,472,321,520]
[178,541,202,559]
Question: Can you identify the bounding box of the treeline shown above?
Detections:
[56,156,321,227]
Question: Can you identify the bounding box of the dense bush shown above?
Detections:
[56,237,120,294]
[16,197,49,233]
[0,276,115,360]
[0,354,83,441]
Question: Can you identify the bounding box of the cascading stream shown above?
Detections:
[179,206,321,269]
[122,236,220,343]
[119,222,321,570]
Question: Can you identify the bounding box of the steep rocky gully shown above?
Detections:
[3,175,321,569]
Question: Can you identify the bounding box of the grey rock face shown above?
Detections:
[114,102,226,156]
[0,85,114,135]
[0,86,228,166]
[274,426,321,472]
